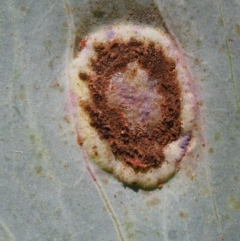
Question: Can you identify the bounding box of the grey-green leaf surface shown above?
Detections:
[0,0,239,240]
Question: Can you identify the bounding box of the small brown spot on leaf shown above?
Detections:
[146,197,161,206]
[209,147,214,153]
[63,116,70,123]
[79,72,88,81]
[235,25,240,36]
[64,163,69,169]
[77,136,83,146]
[179,210,189,219]
[35,166,42,175]
[78,38,87,51]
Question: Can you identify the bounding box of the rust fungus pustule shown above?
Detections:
[80,39,181,169]
[69,25,197,189]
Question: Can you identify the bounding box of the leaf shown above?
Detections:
[0,0,239,240]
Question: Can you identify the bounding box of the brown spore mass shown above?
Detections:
[79,72,88,81]
[80,38,181,169]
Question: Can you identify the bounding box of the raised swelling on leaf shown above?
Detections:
[69,25,197,189]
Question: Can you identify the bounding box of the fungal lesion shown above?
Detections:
[79,38,183,170]
[70,25,197,189]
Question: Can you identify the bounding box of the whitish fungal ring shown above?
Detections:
[69,25,196,189]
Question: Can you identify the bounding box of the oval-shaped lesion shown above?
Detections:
[69,24,197,189]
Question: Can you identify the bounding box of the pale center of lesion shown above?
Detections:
[106,62,163,131]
